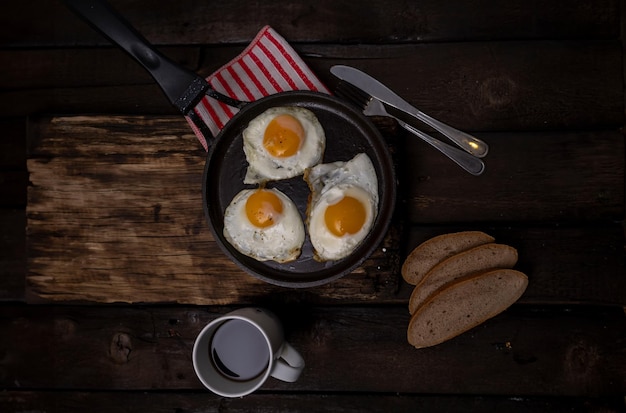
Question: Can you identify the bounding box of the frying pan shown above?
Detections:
[65,0,396,287]
[204,91,395,287]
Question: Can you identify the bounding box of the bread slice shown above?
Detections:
[401,231,495,285]
[408,243,518,314]
[407,269,528,349]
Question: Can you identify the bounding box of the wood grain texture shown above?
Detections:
[0,118,26,170]
[309,41,624,131]
[0,0,624,408]
[0,47,201,90]
[401,130,625,223]
[0,0,618,47]
[1,392,624,413]
[0,118,27,208]
[0,118,27,301]
[401,225,626,307]
[0,305,624,396]
[0,210,25,301]
[26,116,402,304]
[2,41,622,128]
[26,116,626,306]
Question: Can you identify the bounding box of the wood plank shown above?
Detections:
[0,118,26,170]
[0,47,202,90]
[0,85,178,118]
[401,225,626,307]
[29,116,624,223]
[0,117,27,208]
[0,171,27,208]
[1,391,624,413]
[401,130,625,223]
[2,41,621,132]
[0,305,624,396]
[0,210,25,301]
[0,0,618,48]
[26,115,401,304]
[310,40,624,131]
[25,116,625,305]
[0,118,27,301]
[2,1,624,409]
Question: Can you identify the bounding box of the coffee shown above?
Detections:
[210,319,270,381]
[193,307,304,397]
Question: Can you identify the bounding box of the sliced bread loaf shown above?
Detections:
[407,269,528,349]
[401,231,495,285]
[408,243,518,314]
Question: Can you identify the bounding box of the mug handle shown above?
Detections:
[269,342,305,383]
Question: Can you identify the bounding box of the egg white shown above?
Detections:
[223,188,305,263]
[305,153,379,261]
[243,106,325,183]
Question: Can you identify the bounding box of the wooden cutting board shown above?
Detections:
[26,115,403,304]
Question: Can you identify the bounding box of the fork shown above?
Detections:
[335,82,485,176]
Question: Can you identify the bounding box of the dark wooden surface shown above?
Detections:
[1,0,625,411]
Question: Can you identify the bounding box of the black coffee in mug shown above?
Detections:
[210,319,270,381]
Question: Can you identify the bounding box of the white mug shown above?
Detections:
[192,307,305,397]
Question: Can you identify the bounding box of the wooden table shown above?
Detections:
[1,1,625,411]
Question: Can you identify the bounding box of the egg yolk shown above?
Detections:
[324,196,366,236]
[263,114,304,158]
[245,190,284,228]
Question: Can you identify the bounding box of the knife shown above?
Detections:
[330,65,489,158]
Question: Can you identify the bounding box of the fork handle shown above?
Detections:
[388,103,488,158]
[413,110,489,158]
[398,121,485,176]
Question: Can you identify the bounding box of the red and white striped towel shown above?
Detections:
[186,26,330,151]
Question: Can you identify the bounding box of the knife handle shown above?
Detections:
[63,0,206,113]
[403,107,489,158]
[398,121,485,176]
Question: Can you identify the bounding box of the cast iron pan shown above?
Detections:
[64,0,397,287]
[203,91,396,288]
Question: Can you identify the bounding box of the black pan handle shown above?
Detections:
[63,0,247,113]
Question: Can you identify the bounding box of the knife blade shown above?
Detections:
[330,65,489,158]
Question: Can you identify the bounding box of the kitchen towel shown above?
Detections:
[186,25,330,151]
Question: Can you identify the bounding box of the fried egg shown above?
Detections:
[223,188,305,263]
[305,153,379,261]
[243,106,325,183]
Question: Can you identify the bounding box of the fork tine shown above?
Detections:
[334,81,371,110]
[335,81,365,102]
[334,81,359,105]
